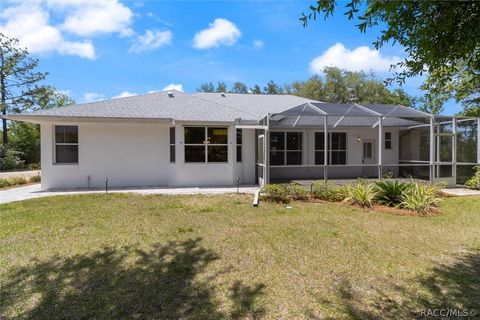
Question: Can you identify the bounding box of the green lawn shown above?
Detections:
[1,194,479,319]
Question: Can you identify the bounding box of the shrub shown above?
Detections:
[465,166,480,190]
[382,170,395,179]
[261,183,308,203]
[311,181,347,202]
[287,183,309,200]
[29,174,41,183]
[0,145,25,171]
[374,180,412,207]
[0,176,28,189]
[399,182,441,214]
[261,184,290,203]
[343,181,377,208]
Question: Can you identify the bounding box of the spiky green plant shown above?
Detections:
[374,180,412,207]
[399,182,441,214]
[343,181,377,208]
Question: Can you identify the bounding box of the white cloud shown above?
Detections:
[309,43,401,73]
[48,0,134,37]
[162,83,184,92]
[83,92,105,102]
[112,91,137,98]
[58,39,95,59]
[0,4,96,59]
[129,29,172,53]
[253,39,264,49]
[193,18,241,49]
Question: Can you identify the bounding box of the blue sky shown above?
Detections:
[0,0,457,114]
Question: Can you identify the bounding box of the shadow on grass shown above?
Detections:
[333,250,480,319]
[0,238,265,319]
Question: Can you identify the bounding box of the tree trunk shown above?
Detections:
[0,47,6,145]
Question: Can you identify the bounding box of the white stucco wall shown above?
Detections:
[40,121,256,190]
[39,121,402,189]
[269,127,400,180]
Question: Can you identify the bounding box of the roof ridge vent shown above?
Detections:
[167,91,174,98]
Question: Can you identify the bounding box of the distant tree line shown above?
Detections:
[198,66,416,108]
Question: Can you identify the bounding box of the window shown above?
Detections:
[169,127,175,163]
[314,132,325,165]
[314,132,347,165]
[269,132,302,166]
[331,132,347,165]
[384,132,392,150]
[236,129,242,162]
[184,127,228,163]
[55,125,78,164]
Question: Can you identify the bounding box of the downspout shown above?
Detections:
[324,115,328,182]
[378,116,383,179]
[477,118,480,165]
[452,117,457,186]
[265,113,270,185]
[429,117,435,183]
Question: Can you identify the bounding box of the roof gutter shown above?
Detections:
[3,114,174,124]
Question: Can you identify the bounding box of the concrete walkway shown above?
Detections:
[441,188,480,197]
[0,184,259,205]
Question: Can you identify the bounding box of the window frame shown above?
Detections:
[314,131,348,165]
[384,131,392,150]
[236,128,242,162]
[269,131,303,166]
[53,125,79,165]
[184,126,229,163]
[169,127,176,163]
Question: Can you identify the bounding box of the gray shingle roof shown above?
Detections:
[5,90,430,128]
[7,90,256,122]
[192,92,320,119]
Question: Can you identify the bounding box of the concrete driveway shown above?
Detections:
[0,183,259,205]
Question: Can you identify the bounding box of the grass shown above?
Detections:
[1,194,479,319]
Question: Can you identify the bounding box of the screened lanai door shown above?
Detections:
[434,127,456,186]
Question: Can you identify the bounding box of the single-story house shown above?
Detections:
[4,90,480,189]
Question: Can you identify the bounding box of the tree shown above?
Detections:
[0,33,47,145]
[301,1,480,112]
[250,85,262,94]
[197,82,215,93]
[263,80,283,94]
[9,86,74,164]
[216,82,227,93]
[231,82,248,93]
[287,67,415,106]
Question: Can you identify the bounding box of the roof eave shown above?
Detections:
[3,114,174,124]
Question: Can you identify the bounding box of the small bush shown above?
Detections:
[261,184,290,203]
[399,182,441,214]
[311,181,347,202]
[287,183,309,200]
[261,183,308,203]
[29,174,41,183]
[465,166,480,190]
[382,170,395,179]
[0,145,25,170]
[26,163,41,170]
[0,176,28,189]
[343,181,377,208]
[375,180,412,207]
